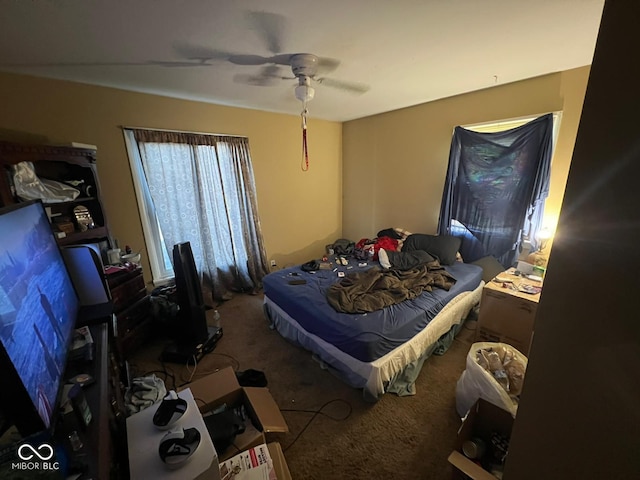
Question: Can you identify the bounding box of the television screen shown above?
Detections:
[0,200,79,433]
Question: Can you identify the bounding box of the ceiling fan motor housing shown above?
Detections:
[290,54,319,78]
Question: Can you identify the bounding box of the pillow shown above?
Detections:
[471,255,506,283]
[401,234,462,265]
[384,249,435,270]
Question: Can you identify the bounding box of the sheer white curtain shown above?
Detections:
[123,128,269,301]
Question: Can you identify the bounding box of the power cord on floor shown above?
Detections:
[135,350,241,391]
[175,355,200,388]
[185,355,199,384]
[280,399,353,452]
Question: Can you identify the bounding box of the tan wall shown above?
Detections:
[0,66,590,285]
[342,67,590,243]
[0,72,342,283]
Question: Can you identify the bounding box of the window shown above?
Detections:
[123,128,269,300]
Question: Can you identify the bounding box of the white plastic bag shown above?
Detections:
[455,342,528,418]
[12,161,80,203]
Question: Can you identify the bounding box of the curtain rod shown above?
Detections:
[120,125,247,138]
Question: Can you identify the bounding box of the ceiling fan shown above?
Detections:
[174,10,370,104]
[225,10,368,99]
[230,52,369,99]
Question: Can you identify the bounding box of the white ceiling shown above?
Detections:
[0,0,605,122]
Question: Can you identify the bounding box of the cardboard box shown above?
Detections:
[448,399,514,480]
[267,442,292,480]
[475,275,540,355]
[218,442,292,480]
[181,367,289,461]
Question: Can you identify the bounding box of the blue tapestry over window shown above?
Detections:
[438,114,553,267]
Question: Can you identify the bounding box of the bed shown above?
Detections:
[262,240,484,401]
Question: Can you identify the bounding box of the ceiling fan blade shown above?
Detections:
[233,64,285,86]
[233,73,280,86]
[246,11,288,54]
[0,60,211,68]
[269,54,295,66]
[1,42,228,69]
[147,60,215,67]
[0,61,129,68]
[261,64,284,77]
[316,77,370,94]
[228,54,273,66]
[172,43,233,62]
[317,57,341,74]
[228,53,293,66]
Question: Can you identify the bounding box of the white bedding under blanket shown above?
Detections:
[263,281,483,401]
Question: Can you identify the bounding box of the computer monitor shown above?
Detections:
[0,200,79,436]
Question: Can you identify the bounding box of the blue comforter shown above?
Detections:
[263,258,482,362]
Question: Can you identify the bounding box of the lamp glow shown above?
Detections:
[528,225,555,268]
[536,227,553,252]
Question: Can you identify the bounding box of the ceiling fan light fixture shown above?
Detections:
[295,84,315,103]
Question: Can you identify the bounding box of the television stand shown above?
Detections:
[160,325,223,364]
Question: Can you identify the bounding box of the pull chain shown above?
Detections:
[301,107,309,171]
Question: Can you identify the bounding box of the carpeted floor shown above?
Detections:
[127,293,478,480]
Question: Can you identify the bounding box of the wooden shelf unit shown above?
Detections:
[0,141,112,249]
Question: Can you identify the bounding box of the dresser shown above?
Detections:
[106,266,153,359]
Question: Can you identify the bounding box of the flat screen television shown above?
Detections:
[160,241,221,363]
[0,200,79,436]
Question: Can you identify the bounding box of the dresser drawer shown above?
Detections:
[116,295,151,333]
[110,274,146,312]
[115,295,152,357]
[120,317,154,357]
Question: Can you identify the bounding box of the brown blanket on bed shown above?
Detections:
[326,260,457,314]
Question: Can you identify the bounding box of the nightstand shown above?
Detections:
[475,269,542,356]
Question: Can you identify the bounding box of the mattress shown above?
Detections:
[263,281,484,400]
[262,260,483,362]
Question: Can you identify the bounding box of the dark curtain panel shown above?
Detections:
[438,114,553,267]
